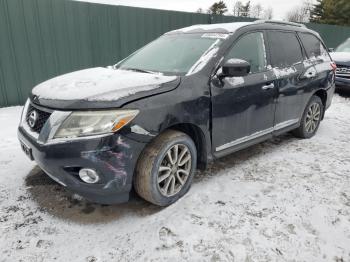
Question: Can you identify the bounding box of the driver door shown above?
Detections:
[210,31,277,156]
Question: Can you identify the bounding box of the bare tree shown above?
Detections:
[286,0,312,23]
[250,3,263,18]
[262,7,273,20]
[232,1,273,19]
[233,1,243,16]
[239,1,251,17]
[196,8,204,14]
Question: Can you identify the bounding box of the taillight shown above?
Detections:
[331,62,337,71]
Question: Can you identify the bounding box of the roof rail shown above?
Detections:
[254,20,306,28]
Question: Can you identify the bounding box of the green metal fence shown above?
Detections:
[0,0,350,107]
[307,22,350,49]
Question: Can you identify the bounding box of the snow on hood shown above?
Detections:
[330,52,350,63]
[32,67,177,101]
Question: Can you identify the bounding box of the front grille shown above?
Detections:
[336,65,350,79]
[25,104,52,133]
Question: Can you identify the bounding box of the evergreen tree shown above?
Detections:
[335,0,350,25]
[208,1,228,15]
[310,0,325,22]
[310,0,350,26]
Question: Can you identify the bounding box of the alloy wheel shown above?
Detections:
[157,144,192,197]
[305,102,321,133]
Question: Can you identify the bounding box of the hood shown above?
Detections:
[330,52,350,65]
[31,67,180,109]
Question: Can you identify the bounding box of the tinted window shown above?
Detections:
[226,32,266,73]
[299,33,330,61]
[269,31,303,68]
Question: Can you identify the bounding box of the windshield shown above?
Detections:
[116,33,226,75]
[336,39,350,52]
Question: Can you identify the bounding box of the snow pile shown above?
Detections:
[314,61,333,72]
[32,68,177,101]
[226,58,248,65]
[1,95,350,261]
[201,33,229,40]
[226,76,245,86]
[172,22,253,34]
[273,67,297,79]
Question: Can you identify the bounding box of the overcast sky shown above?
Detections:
[77,0,312,20]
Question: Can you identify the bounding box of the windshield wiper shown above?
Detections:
[122,67,158,74]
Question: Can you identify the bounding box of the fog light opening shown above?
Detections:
[79,168,100,184]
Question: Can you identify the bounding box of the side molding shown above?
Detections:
[215,119,299,152]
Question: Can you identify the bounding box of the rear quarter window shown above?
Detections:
[268,31,304,68]
[298,33,331,61]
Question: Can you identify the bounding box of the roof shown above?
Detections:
[168,20,308,35]
[169,22,253,34]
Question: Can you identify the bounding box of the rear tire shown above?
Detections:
[292,95,324,139]
[134,130,197,206]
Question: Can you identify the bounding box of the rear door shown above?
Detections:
[298,32,334,105]
[267,30,317,131]
[211,31,277,155]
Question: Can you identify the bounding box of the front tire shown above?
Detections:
[134,130,197,206]
[292,95,324,139]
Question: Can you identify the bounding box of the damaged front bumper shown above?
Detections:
[18,126,146,204]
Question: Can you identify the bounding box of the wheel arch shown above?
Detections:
[165,123,208,170]
[313,89,327,119]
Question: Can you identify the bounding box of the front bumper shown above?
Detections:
[335,76,350,89]
[18,126,146,204]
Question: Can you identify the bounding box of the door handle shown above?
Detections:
[262,83,275,90]
[301,67,318,80]
[305,71,317,79]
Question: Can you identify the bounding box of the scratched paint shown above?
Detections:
[81,137,132,188]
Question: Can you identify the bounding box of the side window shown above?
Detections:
[226,32,266,74]
[299,33,330,61]
[268,31,304,68]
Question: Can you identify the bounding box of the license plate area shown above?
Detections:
[20,141,34,161]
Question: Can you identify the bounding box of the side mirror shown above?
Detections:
[219,59,250,78]
[328,48,334,52]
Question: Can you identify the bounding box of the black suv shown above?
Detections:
[18,21,335,206]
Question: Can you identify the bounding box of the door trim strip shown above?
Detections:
[215,118,299,152]
[274,118,300,131]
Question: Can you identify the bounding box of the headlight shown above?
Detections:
[54,110,139,139]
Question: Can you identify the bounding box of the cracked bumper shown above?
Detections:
[18,126,146,204]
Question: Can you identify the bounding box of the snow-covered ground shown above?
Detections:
[1,94,350,262]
